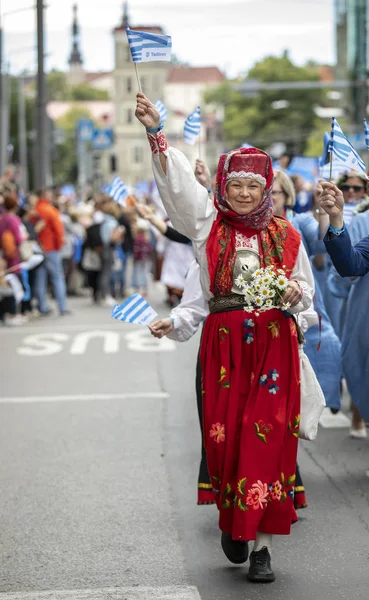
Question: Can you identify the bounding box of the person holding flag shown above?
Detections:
[135,93,315,583]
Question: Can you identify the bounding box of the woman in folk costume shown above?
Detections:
[135,94,314,583]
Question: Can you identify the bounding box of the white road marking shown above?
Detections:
[0,587,202,600]
[15,330,175,356]
[0,392,170,404]
[70,330,120,355]
[319,407,351,428]
[0,323,124,334]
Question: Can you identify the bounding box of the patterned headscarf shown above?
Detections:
[206,147,301,296]
[215,147,274,231]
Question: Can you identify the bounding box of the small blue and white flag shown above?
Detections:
[108,176,129,207]
[184,107,201,145]
[111,294,158,327]
[364,119,369,151]
[155,99,168,124]
[329,117,366,175]
[126,27,172,63]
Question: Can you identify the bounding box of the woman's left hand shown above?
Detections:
[279,280,303,308]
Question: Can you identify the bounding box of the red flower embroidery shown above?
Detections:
[146,133,159,154]
[210,422,225,444]
[246,480,269,510]
[270,480,282,501]
[156,130,169,152]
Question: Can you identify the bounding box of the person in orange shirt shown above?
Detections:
[34,189,69,315]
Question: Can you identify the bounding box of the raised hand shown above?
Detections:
[136,203,154,221]
[195,160,211,190]
[318,181,344,228]
[149,318,174,339]
[135,93,161,130]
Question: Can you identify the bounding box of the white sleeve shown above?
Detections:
[288,241,315,314]
[167,260,209,342]
[152,147,215,243]
[297,304,319,333]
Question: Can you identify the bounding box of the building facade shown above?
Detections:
[112,5,169,185]
[334,0,368,124]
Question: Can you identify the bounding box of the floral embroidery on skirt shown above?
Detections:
[200,308,300,541]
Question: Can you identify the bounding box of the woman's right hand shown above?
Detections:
[149,318,174,339]
[135,93,161,130]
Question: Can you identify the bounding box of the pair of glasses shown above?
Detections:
[271,190,285,197]
[341,185,365,192]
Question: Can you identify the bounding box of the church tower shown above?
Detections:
[68,4,85,86]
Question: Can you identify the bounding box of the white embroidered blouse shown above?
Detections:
[152,146,314,313]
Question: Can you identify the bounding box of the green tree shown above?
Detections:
[205,52,324,154]
[47,69,69,101]
[52,107,93,185]
[70,84,109,101]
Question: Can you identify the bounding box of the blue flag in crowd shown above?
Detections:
[108,176,129,207]
[319,132,331,167]
[126,27,172,63]
[364,119,369,151]
[184,107,201,145]
[111,294,158,326]
[329,117,366,175]
[155,100,168,124]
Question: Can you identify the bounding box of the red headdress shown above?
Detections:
[206,147,301,296]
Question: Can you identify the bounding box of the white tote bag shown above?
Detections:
[298,347,326,441]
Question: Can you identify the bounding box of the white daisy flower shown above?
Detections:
[235,274,246,289]
[265,299,273,308]
[253,269,262,278]
[267,288,275,298]
[254,296,264,307]
[281,301,291,310]
[259,286,270,298]
[276,275,288,290]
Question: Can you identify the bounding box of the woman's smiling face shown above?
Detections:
[225,178,264,215]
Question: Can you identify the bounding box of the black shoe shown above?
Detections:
[247,546,275,583]
[221,532,249,564]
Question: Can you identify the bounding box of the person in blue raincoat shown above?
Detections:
[272,171,341,412]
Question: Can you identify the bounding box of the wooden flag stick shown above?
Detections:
[329,149,333,183]
[198,134,202,161]
[134,63,143,94]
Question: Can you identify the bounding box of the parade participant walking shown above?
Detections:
[135,93,314,583]
[319,181,369,425]
[272,171,342,415]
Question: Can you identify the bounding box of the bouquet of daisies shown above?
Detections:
[235,266,290,312]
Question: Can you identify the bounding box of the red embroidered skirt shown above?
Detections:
[200,307,300,541]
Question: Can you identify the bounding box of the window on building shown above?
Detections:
[117,105,125,124]
[127,108,133,124]
[133,147,143,164]
[127,76,132,93]
[140,76,147,94]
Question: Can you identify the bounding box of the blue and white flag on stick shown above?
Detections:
[329,117,366,175]
[155,100,168,124]
[126,27,172,63]
[184,107,201,145]
[108,176,129,207]
[364,119,369,151]
[111,294,158,326]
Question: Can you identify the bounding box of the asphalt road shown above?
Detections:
[1,287,368,600]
